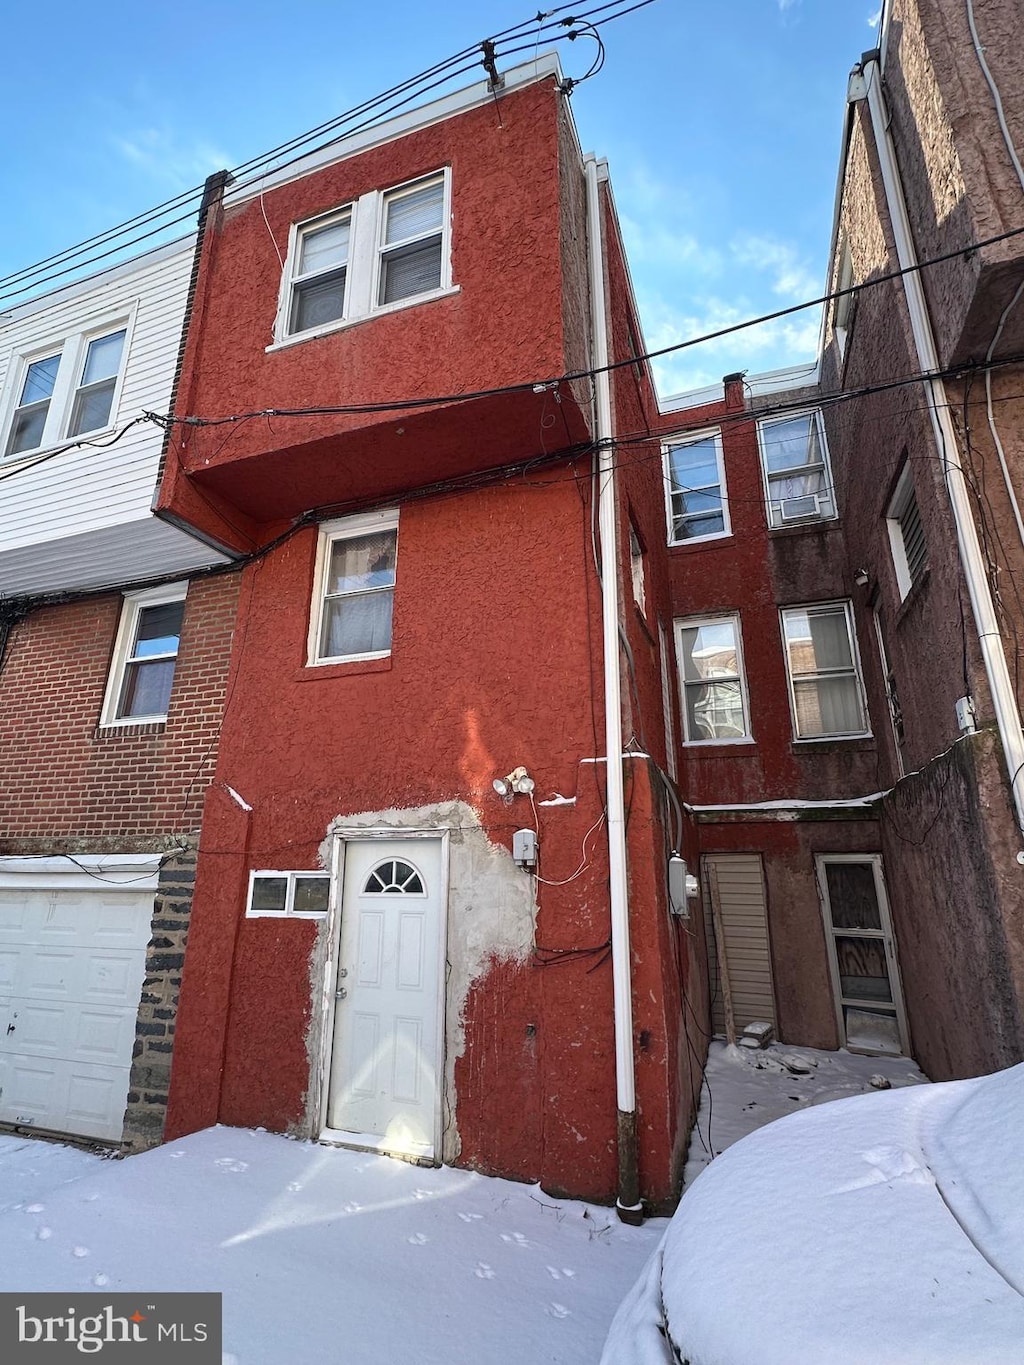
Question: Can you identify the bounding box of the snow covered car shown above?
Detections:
[602,1062,1024,1364]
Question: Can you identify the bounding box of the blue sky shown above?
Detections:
[2,0,882,398]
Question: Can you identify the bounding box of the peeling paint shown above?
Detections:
[316,800,537,1163]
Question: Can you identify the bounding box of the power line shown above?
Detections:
[0,0,655,310]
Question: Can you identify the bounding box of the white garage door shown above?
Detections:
[0,858,158,1143]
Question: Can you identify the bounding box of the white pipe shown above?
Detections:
[584,156,638,1159]
[861,58,1024,831]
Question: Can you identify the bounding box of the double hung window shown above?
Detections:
[279,171,452,343]
[781,602,868,739]
[758,410,835,528]
[675,615,751,743]
[4,325,128,459]
[664,430,729,543]
[310,511,399,664]
[288,212,351,335]
[101,583,187,726]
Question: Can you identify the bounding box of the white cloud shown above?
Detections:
[639,292,821,400]
[112,129,232,188]
[730,233,819,301]
[868,5,883,27]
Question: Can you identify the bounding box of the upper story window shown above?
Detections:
[288,210,351,335]
[629,521,647,617]
[675,614,751,743]
[378,177,445,305]
[101,582,187,727]
[757,410,836,529]
[276,170,452,346]
[309,509,399,665]
[886,460,927,601]
[780,601,869,740]
[664,429,729,544]
[3,324,128,459]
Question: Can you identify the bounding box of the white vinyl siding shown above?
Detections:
[0,241,226,594]
[703,854,775,1038]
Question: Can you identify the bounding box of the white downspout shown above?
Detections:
[860,56,1024,833]
[584,152,641,1221]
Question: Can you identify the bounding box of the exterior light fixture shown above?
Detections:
[493,766,535,799]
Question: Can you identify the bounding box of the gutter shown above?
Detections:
[584,153,642,1223]
[857,54,1024,834]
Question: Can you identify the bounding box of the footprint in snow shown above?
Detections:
[457,1212,483,1223]
[500,1232,531,1248]
[72,1247,90,1258]
[287,1182,302,1193]
[37,1227,52,1241]
[412,1189,431,1200]
[92,1274,110,1288]
[82,1193,100,1202]
[407,1233,428,1245]
[548,1303,571,1319]
[25,1204,44,1214]
[474,1263,496,1279]
[215,1158,249,1173]
[547,1266,577,1280]
[342,1201,360,1214]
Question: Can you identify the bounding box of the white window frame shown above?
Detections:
[756,409,837,529]
[0,310,135,463]
[629,521,647,617]
[886,462,927,601]
[280,204,354,340]
[308,508,399,666]
[271,169,454,348]
[674,613,752,745]
[780,600,871,741]
[246,870,331,919]
[663,427,730,545]
[100,581,188,728]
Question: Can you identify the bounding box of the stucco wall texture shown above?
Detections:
[164,474,694,1204]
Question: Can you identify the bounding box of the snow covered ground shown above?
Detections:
[683,1038,928,1186]
[0,1043,935,1364]
[0,1125,664,1363]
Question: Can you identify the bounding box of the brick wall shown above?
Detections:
[0,571,241,847]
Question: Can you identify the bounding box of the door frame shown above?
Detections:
[315,827,450,1161]
[814,852,910,1056]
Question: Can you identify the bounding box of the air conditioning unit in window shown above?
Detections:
[779,494,824,522]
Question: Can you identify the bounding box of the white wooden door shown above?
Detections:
[324,839,444,1160]
[0,887,152,1141]
[816,854,909,1055]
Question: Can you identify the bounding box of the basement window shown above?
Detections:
[247,871,331,918]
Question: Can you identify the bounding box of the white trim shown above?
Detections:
[246,869,330,919]
[99,580,188,728]
[0,852,162,892]
[756,408,837,530]
[780,600,871,740]
[0,304,139,465]
[317,828,449,1163]
[663,426,731,545]
[885,461,924,601]
[675,612,752,745]
[229,56,562,209]
[815,852,910,1056]
[307,508,399,667]
[272,169,453,348]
